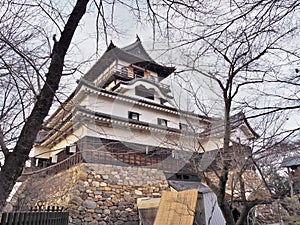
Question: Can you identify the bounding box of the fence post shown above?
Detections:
[23,212,29,225]
[0,213,8,225]
[12,212,19,225]
[18,212,25,225]
[7,213,13,225]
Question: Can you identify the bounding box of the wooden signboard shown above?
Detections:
[154,189,198,225]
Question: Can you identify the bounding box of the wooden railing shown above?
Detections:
[82,150,193,174]
[22,152,83,177]
[96,64,170,92]
[21,150,194,177]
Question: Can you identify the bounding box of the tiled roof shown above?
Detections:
[281,156,300,167]
[84,38,175,82]
[121,36,154,62]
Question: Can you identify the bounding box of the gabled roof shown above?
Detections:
[84,37,175,82]
[230,111,259,139]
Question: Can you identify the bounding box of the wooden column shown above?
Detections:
[287,167,294,197]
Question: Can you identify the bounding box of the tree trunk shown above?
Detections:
[218,97,236,225]
[0,0,89,208]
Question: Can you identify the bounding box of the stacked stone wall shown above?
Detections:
[14,163,170,225]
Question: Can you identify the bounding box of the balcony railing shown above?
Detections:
[21,152,83,177]
[97,64,171,93]
[21,150,194,178]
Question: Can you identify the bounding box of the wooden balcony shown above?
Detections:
[98,64,171,93]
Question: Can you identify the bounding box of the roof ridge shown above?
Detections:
[121,37,154,62]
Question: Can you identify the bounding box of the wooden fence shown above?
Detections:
[0,211,69,225]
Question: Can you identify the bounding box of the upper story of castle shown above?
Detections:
[83,36,175,105]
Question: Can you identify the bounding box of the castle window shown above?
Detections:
[69,145,77,154]
[175,174,190,180]
[157,118,168,127]
[179,123,188,130]
[129,111,140,121]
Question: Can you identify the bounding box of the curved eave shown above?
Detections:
[36,105,216,148]
[230,112,259,139]
[133,61,175,78]
[243,118,259,139]
[37,119,74,147]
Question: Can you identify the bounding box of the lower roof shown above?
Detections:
[168,180,211,193]
[282,156,300,167]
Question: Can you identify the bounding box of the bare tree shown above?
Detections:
[0,0,145,207]
[0,0,90,208]
[140,1,300,224]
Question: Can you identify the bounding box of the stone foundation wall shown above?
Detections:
[14,163,170,225]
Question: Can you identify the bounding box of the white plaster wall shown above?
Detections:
[32,88,215,159]
[84,122,209,152]
[30,146,51,158]
[83,93,207,134]
[85,123,164,148]
[203,192,226,225]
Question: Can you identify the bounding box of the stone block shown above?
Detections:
[103,209,111,215]
[88,220,98,225]
[102,174,109,180]
[83,199,97,209]
[134,190,143,196]
[100,182,108,187]
[69,196,83,206]
[92,181,100,187]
